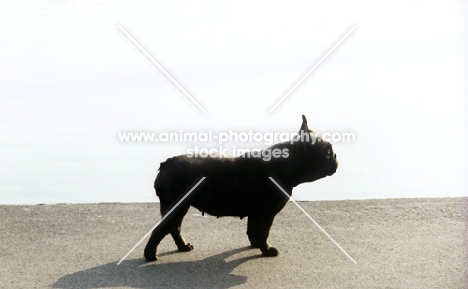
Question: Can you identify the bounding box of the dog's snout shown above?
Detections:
[328,153,338,176]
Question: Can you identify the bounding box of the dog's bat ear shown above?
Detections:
[299,115,310,133]
[292,114,312,143]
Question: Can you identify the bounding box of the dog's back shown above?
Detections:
[154,155,287,218]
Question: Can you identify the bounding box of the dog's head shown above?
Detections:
[294,115,338,177]
[272,115,338,186]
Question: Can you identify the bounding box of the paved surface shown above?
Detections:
[1,198,467,288]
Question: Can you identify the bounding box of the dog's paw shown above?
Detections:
[177,243,194,252]
[144,247,158,262]
[261,247,279,257]
[144,253,158,262]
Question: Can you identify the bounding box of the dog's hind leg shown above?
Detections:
[248,214,279,257]
[144,202,190,261]
[170,205,194,252]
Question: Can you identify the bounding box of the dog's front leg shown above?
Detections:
[248,214,279,257]
[247,217,259,248]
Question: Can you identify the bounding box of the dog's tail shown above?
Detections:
[154,157,177,197]
[154,162,166,197]
[154,172,163,197]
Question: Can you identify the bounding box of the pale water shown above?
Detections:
[1,0,467,204]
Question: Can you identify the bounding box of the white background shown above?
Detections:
[0,0,467,204]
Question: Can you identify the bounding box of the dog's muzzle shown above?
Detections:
[327,154,338,176]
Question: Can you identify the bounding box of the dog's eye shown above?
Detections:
[325,148,332,159]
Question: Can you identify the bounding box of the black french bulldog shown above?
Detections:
[144,115,338,261]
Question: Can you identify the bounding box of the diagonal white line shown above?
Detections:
[118,25,207,114]
[117,177,206,265]
[269,177,357,264]
[268,26,356,113]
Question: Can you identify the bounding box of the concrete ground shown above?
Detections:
[0,198,466,288]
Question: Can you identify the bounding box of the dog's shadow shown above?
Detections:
[51,246,260,289]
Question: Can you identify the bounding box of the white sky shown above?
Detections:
[0,0,467,204]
